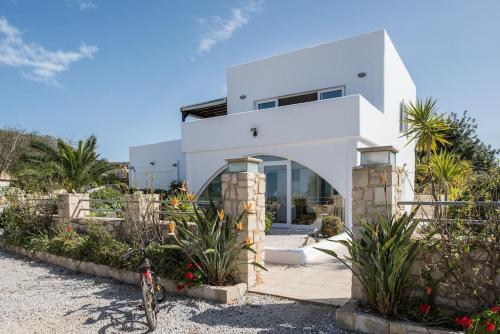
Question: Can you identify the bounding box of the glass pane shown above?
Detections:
[257,101,276,110]
[198,168,228,204]
[264,165,287,225]
[319,89,343,100]
[291,161,344,227]
[278,92,317,107]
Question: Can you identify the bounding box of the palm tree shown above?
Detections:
[429,151,471,201]
[404,98,450,162]
[20,135,119,192]
[404,98,451,198]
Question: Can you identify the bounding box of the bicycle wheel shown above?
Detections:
[153,276,166,303]
[141,275,158,331]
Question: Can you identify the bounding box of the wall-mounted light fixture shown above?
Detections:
[240,94,246,100]
[149,161,155,166]
[129,166,136,172]
[358,72,367,78]
[250,127,258,137]
[358,146,398,166]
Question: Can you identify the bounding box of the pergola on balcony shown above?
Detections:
[180,97,227,122]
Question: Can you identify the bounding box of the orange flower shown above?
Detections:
[187,192,196,202]
[170,196,181,208]
[235,222,244,231]
[168,221,176,234]
[425,287,433,295]
[244,235,252,245]
[242,202,253,213]
[217,209,225,221]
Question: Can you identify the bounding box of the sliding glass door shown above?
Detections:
[264,163,288,226]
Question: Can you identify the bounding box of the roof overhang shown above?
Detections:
[180,97,227,121]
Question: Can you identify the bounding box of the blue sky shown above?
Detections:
[0,0,499,161]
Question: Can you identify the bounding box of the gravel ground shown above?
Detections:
[0,249,348,334]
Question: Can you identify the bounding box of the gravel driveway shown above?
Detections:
[0,249,348,333]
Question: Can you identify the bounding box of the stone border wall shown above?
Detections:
[1,242,247,304]
[336,301,461,334]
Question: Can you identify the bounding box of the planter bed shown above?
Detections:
[0,242,247,304]
[336,300,462,334]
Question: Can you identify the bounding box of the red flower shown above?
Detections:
[485,321,496,332]
[490,305,500,314]
[184,272,194,280]
[176,284,184,291]
[455,316,473,328]
[186,262,193,270]
[425,287,433,295]
[419,303,431,315]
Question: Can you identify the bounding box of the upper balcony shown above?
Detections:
[181,94,388,154]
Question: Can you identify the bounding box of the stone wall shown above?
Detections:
[221,167,266,288]
[351,164,403,301]
[350,163,498,313]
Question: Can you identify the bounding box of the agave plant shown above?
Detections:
[170,199,265,286]
[315,210,420,317]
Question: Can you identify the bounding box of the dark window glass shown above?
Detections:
[257,101,276,110]
[278,92,317,107]
[319,89,343,100]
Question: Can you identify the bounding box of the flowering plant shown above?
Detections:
[457,305,500,333]
[174,261,203,291]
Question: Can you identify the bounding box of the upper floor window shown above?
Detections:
[399,100,409,133]
[319,88,344,100]
[257,100,277,110]
[278,92,318,107]
[255,85,345,110]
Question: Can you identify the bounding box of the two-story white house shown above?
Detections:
[129,30,416,229]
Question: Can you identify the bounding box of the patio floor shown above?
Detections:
[252,230,352,306]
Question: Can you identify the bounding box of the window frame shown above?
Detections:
[317,86,345,100]
[255,98,278,110]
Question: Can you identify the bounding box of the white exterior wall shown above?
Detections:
[129,30,416,227]
[382,32,417,203]
[227,30,386,115]
[182,95,387,228]
[128,140,185,190]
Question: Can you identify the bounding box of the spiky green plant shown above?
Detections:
[170,200,265,286]
[404,98,450,160]
[18,135,119,192]
[428,151,472,201]
[315,210,420,317]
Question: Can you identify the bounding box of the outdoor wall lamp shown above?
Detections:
[149,161,155,166]
[358,72,367,78]
[250,127,258,137]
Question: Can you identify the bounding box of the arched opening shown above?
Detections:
[198,155,344,228]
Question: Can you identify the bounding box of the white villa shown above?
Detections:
[129,30,416,229]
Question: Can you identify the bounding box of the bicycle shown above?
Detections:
[121,240,165,331]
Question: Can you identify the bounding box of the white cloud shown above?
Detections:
[66,0,97,10]
[0,16,97,86]
[197,0,262,53]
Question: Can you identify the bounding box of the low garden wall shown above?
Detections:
[0,242,247,304]
[336,301,461,334]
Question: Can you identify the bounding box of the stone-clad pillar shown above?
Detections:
[351,162,403,300]
[221,157,266,287]
[57,193,89,225]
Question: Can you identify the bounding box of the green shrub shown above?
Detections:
[89,188,124,218]
[320,215,344,237]
[264,211,273,234]
[315,210,420,317]
[0,192,55,247]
